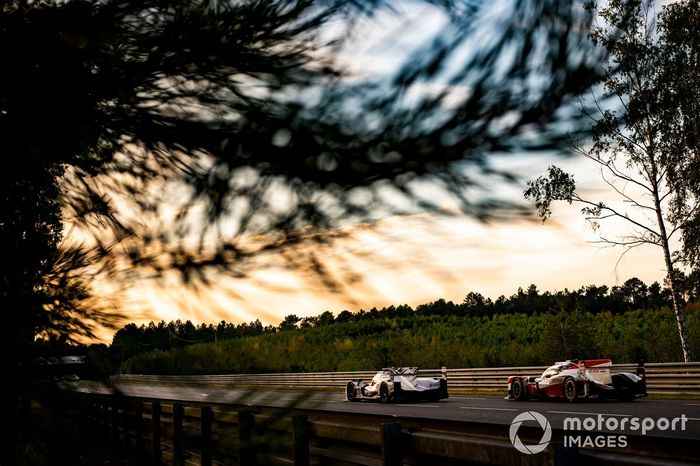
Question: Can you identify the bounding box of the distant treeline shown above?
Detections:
[76,276,700,375]
[121,306,700,375]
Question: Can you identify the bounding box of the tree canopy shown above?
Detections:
[655,0,700,272]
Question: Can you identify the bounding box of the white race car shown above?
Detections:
[345,367,448,402]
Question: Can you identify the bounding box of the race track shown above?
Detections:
[72,380,700,441]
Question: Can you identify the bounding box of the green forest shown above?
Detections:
[72,276,700,375]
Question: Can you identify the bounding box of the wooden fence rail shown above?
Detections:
[63,391,699,466]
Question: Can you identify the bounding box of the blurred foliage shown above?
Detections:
[0,168,63,350]
[1,0,612,301]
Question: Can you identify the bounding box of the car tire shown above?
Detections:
[563,377,577,402]
[346,382,358,401]
[379,383,391,403]
[511,378,527,401]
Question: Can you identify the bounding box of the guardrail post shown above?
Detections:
[111,397,119,445]
[292,414,309,466]
[554,443,578,466]
[84,395,93,434]
[105,397,112,441]
[201,406,213,466]
[98,396,109,441]
[76,393,84,429]
[95,397,103,439]
[121,399,130,449]
[134,400,144,465]
[151,401,161,466]
[173,402,184,466]
[381,422,403,466]
[238,408,255,466]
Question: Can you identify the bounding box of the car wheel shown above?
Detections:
[563,377,577,402]
[346,382,358,401]
[379,383,391,403]
[511,378,527,401]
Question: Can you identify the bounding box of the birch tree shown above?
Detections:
[525,0,699,362]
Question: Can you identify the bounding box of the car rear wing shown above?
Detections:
[381,367,420,375]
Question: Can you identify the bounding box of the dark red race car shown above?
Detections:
[507,359,647,402]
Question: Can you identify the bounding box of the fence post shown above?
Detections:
[121,399,130,450]
[97,397,105,440]
[134,400,144,465]
[381,422,403,466]
[105,397,112,439]
[554,443,579,466]
[201,406,213,466]
[173,402,184,466]
[151,401,162,466]
[77,393,85,430]
[238,408,254,466]
[95,397,103,439]
[292,414,309,466]
[86,396,95,436]
[111,397,119,445]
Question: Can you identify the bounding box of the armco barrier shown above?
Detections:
[114,362,700,396]
[63,391,700,466]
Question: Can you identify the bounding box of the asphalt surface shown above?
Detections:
[71,380,700,441]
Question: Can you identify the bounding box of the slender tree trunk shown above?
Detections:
[660,240,692,362]
[650,162,693,362]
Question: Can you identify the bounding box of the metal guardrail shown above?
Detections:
[63,391,700,466]
[115,362,700,395]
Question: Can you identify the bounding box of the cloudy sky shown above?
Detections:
[86,1,673,341]
[105,154,668,341]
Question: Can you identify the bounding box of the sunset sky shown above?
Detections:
[85,1,674,342]
[98,154,670,343]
